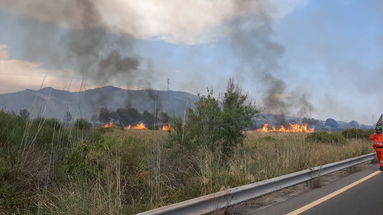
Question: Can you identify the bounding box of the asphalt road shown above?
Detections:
[299,169,383,215]
[232,163,383,215]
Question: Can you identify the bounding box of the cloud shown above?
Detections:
[0,0,307,44]
[0,44,84,93]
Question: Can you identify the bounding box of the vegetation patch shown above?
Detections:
[341,128,374,139]
[0,81,374,214]
[306,131,347,145]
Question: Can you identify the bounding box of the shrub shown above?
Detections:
[341,128,374,139]
[177,79,257,161]
[27,118,66,147]
[306,131,347,145]
[220,79,258,160]
[63,141,106,178]
[184,89,222,150]
[32,118,62,130]
[74,118,92,130]
[0,111,26,145]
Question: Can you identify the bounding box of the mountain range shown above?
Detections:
[0,86,198,122]
[0,86,372,130]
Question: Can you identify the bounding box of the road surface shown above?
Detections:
[230,163,383,215]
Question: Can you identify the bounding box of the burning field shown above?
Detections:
[101,122,171,131]
[124,123,147,130]
[101,121,313,134]
[256,123,314,133]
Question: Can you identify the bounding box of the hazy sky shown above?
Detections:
[0,0,382,124]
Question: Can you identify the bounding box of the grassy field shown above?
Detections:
[0,111,374,214]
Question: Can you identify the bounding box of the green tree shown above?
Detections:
[74,118,92,130]
[220,79,258,160]
[98,107,110,123]
[109,111,120,122]
[142,110,156,128]
[19,109,30,119]
[179,79,257,160]
[159,112,170,124]
[185,89,222,150]
[325,118,339,130]
[117,108,141,126]
[64,111,72,123]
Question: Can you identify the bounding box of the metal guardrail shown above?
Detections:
[138,153,375,215]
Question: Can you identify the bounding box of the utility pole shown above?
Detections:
[167,78,170,91]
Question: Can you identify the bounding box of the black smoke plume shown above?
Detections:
[229,0,313,122]
[0,0,150,89]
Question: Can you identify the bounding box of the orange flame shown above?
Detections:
[256,123,314,133]
[101,122,114,128]
[162,124,171,131]
[125,123,147,130]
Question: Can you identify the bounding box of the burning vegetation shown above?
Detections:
[124,123,147,130]
[162,124,171,131]
[101,122,114,128]
[256,123,314,133]
[100,122,172,131]
[98,107,171,131]
[124,123,172,131]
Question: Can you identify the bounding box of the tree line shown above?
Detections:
[17,107,170,129]
[98,107,169,127]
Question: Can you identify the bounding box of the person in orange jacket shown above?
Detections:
[369,115,383,171]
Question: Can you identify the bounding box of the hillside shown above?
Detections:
[0,86,198,122]
[0,86,372,130]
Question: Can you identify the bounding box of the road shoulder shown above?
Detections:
[227,162,378,215]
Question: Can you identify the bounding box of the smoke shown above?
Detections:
[0,0,149,89]
[97,51,139,84]
[262,74,289,114]
[0,0,307,94]
[0,0,103,29]
[229,0,313,119]
[296,93,313,117]
[0,0,312,119]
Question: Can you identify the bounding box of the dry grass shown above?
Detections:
[1,115,374,215]
[244,131,372,181]
[102,128,169,141]
[99,130,373,214]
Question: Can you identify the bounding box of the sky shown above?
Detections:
[0,0,382,124]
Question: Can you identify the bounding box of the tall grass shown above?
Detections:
[0,111,374,214]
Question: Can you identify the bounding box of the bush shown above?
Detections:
[26,118,67,147]
[176,79,258,161]
[341,128,374,139]
[32,118,62,130]
[220,79,258,160]
[184,89,222,150]
[306,131,347,145]
[0,111,26,146]
[63,140,110,178]
[74,118,92,130]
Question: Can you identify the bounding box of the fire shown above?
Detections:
[162,124,171,131]
[101,122,114,128]
[256,123,314,133]
[125,123,147,130]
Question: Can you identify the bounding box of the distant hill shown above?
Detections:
[0,86,372,130]
[0,86,198,122]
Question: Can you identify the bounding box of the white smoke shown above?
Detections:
[0,0,307,44]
